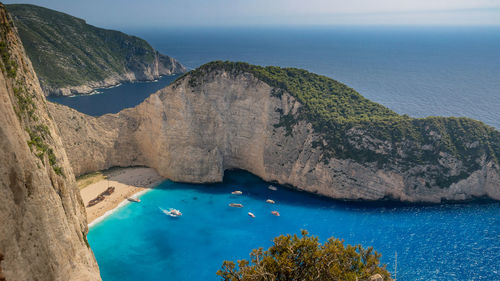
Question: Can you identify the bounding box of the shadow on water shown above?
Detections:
[156,169,499,214]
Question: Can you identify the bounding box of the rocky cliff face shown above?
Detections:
[0,4,100,280]
[49,66,500,203]
[7,4,186,96]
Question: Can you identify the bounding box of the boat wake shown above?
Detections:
[160,207,182,217]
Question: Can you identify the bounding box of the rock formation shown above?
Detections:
[0,4,100,280]
[7,4,186,96]
[49,63,500,203]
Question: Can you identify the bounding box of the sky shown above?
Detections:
[4,0,500,28]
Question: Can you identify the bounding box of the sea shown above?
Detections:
[52,26,500,280]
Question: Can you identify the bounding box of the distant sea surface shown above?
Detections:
[133,26,500,129]
[51,27,500,129]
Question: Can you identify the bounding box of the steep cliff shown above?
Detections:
[49,62,500,203]
[6,4,186,96]
[0,4,100,280]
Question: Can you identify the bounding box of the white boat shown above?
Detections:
[268,185,278,191]
[160,207,182,217]
[266,199,275,204]
[271,211,280,216]
[248,212,255,218]
[231,190,243,195]
[127,197,141,203]
[229,203,243,208]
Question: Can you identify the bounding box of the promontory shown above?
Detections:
[49,61,500,203]
[6,4,186,96]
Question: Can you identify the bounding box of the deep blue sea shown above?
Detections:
[51,26,500,129]
[88,171,500,281]
[69,27,500,280]
[133,26,500,129]
[48,75,178,116]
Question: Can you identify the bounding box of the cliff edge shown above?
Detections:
[49,62,500,203]
[0,4,100,280]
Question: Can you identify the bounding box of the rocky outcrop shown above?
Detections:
[49,67,500,203]
[0,4,100,280]
[7,4,186,96]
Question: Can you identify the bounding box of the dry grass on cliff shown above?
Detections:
[76,171,106,190]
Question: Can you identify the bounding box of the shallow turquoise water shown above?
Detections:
[88,171,500,281]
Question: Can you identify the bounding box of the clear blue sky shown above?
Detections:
[4,0,500,28]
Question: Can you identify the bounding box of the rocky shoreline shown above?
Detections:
[43,53,186,96]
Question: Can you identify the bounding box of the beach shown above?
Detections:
[79,167,164,225]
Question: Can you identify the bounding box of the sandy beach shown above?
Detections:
[79,167,164,225]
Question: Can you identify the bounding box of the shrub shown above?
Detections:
[217,230,391,281]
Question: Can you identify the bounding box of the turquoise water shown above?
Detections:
[88,171,500,281]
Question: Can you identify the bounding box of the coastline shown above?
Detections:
[79,167,164,227]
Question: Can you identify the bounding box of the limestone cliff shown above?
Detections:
[7,4,186,96]
[0,4,100,280]
[49,62,500,203]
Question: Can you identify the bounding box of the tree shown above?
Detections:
[217,230,391,281]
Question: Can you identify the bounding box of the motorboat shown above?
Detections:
[268,185,278,191]
[231,190,243,195]
[266,199,275,204]
[127,197,141,203]
[248,212,255,218]
[229,203,244,208]
[161,208,182,217]
[271,211,280,216]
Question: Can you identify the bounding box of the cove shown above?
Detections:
[87,170,500,281]
[48,75,179,116]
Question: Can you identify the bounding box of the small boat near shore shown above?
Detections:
[231,190,243,195]
[229,203,244,208]
[268,185,277,191]
[271,211,280,216]
[160,208,182,217]
[127,197,141,203]
[248,212,255,218]
[266,199,275,204]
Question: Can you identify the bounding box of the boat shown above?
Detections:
[229,203,244,208]
[248,212,255,218]
[231,190,243,195]
[266,199,275,204]
[127,197,141,203]
[160,207,182,217]
[268,185,278,191]
[271,211,280,216]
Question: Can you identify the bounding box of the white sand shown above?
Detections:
[80,167,164,225]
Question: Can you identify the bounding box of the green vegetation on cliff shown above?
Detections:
[6,4,184,94]
[217,230,391,281]
[0,4,63,176]
[184,61,500,188]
